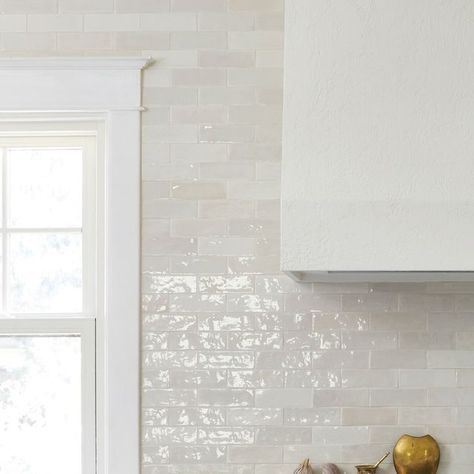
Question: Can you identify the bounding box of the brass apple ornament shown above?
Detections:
[393,435,440,474]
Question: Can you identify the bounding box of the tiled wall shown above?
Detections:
[1,1,474,473]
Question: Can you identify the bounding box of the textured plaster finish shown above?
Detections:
[282,0,474,274]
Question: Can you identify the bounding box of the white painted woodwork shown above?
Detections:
[0,57,148,474]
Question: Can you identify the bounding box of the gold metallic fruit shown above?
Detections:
[393,435,440,474]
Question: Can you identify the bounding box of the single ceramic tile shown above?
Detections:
[169,294,226,312]
[457,369,474,387]
[171,31,227,49]
[172,0,226,12]
[198,237,257,256]
[171,105,228,124]
[341,331,397,350]
[199,276,255,293]
[370,312,427,331]
[399,331,455,350]
[200,86,255,105]
[143,426,197,446]
[144,351,197,370]
[2,32,56,50]
[312,426,369,445]
[199,313,255,332]
[256,51,284,67]
[171,143,227,162]
[227,408,282,426]
[455,332,474,350]
[198,351,254,369]
[169,445,226,464]
[341,407,397,425]
[428,387,474,406]
[399,293,454,312]
[145,314,193,334]
[198,12,254,31]
[167,332,226,350]
[170,256,227,273]
[398,407,456,425]
[229,68,283,87]
[228,332,282,350]
[58,0,114,13]
[199,125,255,144]
[227,294,283,313]
[399,369,457,388]
[256,351,311,369]
[284,408,341,426]
[228,446,282,464]
[198,389,254,407]
[58,31,115,49]
[171,219,227,237]
[227,256,280,274]
[341,369,398,389]
[428,312,474,331]
[200,50,255,67]
[84,13,139,31]
[227,369,283,388]
[285,294,341,312]
[256,427,311,445]
[314,389,369,408]
[341,293,397,312]
[28,13,82,31]
[370,388,427,407]
[229,143,281,161]
[229,31,283,49]
[370,350,426,369]
[142,275,197,293]
[428,351,474,369]
[284,331,341,350]
[140,13,196,31]
[172,68,227,86]
[116,0,169,12]
[229,0,283,11]
[255,389,312,408]
[313,350,369,369]
[229,219,279,237]
[169,369,226,389]
[198,427,254,444]
[284,370,340,389]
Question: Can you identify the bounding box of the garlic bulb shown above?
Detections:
[321,463,341,474]
[293,459,313,474]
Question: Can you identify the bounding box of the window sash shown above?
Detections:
[0,135,98,318]
[0,318,96,474]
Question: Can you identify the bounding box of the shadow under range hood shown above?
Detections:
[281,0,474,282]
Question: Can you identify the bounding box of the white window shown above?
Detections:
[0,57,148,474]
[0,132,99,474]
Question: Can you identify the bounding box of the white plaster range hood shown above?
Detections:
[281,0,474,282]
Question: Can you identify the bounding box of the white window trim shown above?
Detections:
[0,57,151,474]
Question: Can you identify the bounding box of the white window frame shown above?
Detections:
[0,57,150,474]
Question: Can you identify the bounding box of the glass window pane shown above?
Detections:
[8,233,82,313]
[0,336,81,474]
[8,148,82,228]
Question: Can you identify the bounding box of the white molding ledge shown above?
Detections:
[0,56,151,111]
[0,57,153,70]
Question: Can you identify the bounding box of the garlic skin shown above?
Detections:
[321,463,341,474]
[293,459,313,474]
